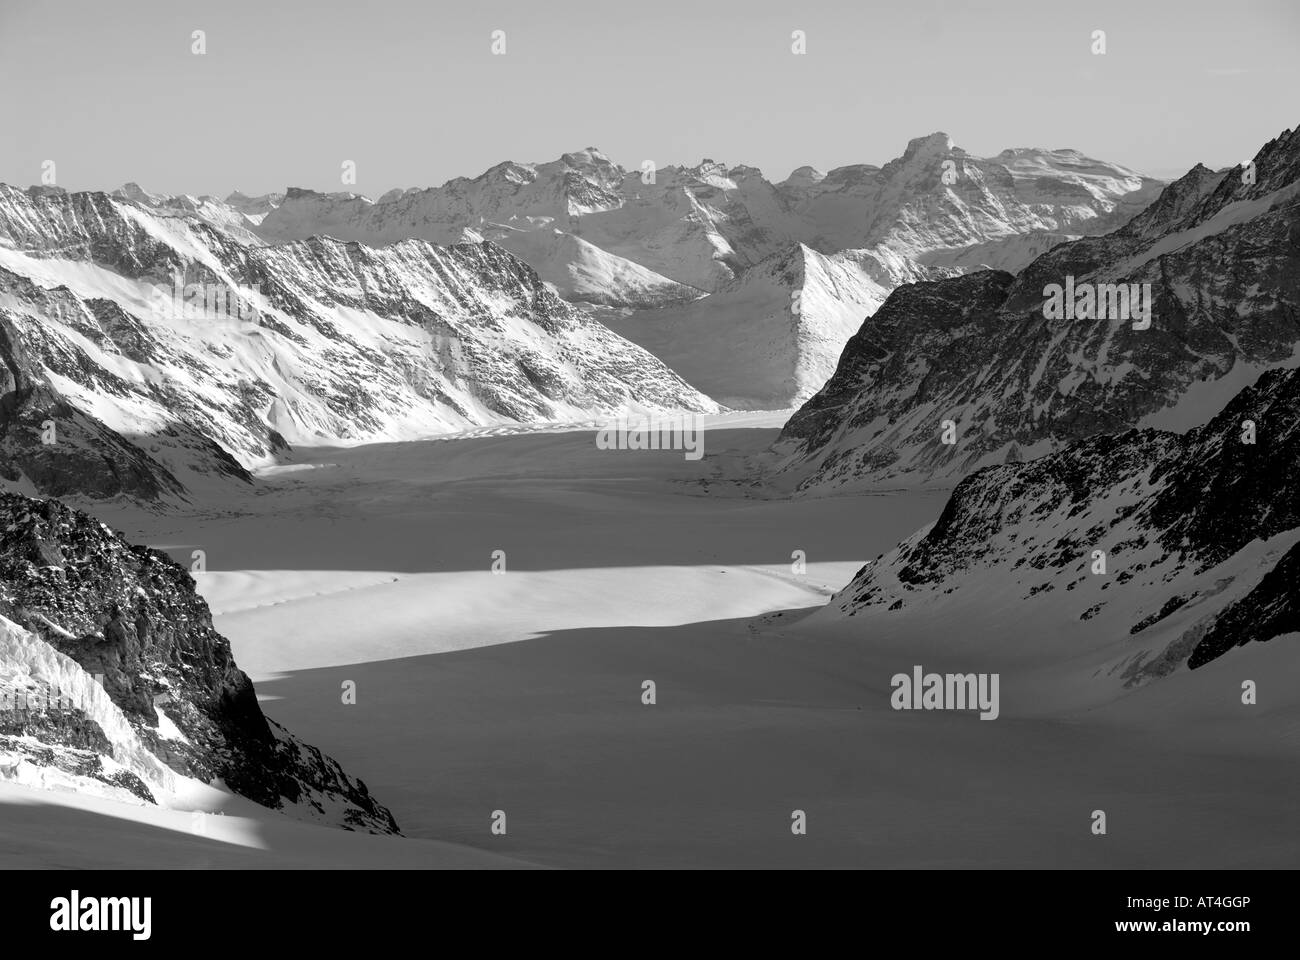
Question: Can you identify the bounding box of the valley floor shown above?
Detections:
[7,413,1296,868]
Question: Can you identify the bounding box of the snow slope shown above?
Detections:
[52,410,1296,869]
[0,780,533,868]
[605,244,895,408]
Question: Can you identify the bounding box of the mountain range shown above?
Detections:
[0,134,1164,503]
[239,134,1165,408]
[776,125,1300,492]
[1,123,1297,846]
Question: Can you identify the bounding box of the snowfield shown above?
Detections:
[0,780,533,869]
[4,412,1290,869]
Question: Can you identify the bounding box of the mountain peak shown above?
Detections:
[561,146,612,165]
[902,132,955,162]
[782,165,826,188]
[111,182,165,207]
[481,160,535,185]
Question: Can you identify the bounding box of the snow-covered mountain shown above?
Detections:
[251,137,1161,407]
[0,492,398,831]
[0,132,1171,501]
[776,125,1300,491]
[257,155,703,306]
[221,189,285,224]
[111,182,269,245]
[260,137,1159,292]
[822,363,1300,698]
[0,184,717,502]
[491,226,702,307]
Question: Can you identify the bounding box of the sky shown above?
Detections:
[1,0,1297,197]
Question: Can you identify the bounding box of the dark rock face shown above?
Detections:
[777,125,1300,493]
[0,710,114,754]
[0,492,399,833]
[1144,370,1300,566]
[833,366,1300,678]
[779,270,1017,479]
[1187,541,1300,668]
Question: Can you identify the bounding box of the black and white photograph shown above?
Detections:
[0,0,1295,938]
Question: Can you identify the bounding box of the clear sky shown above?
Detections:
[1,0,1297,196]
